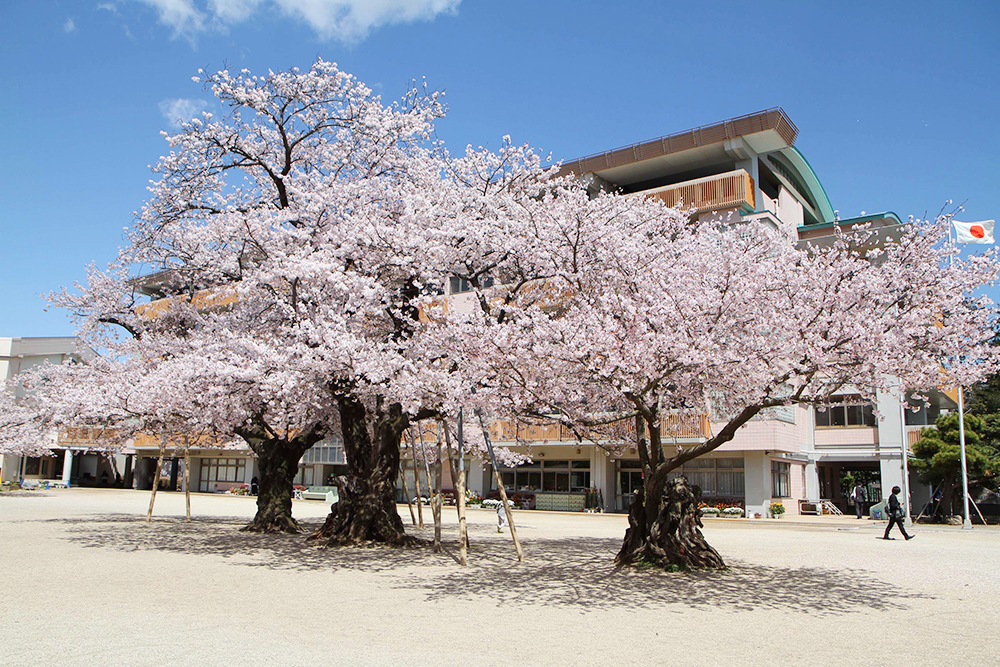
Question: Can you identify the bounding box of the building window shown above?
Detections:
[448,275,494,294]
[681,457,745,498]
[496,459,588,493]
[815,395,876,427]
[199,458,246,492]
[25,457,42,476]
[771,460,790,498]
[903,392,942,426]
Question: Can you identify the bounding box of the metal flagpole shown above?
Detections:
[948,219,974,529]
[958,386,973,529]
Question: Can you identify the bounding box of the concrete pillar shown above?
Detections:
[589,447,614,511]
[167,458,179,491]
[62,449,73,487]
[743,451,771,518]
[876,389,906,506]
[804,458,820,500]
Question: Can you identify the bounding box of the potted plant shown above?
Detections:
[769,501,786,518]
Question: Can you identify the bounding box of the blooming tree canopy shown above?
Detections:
[432,188,1000,567]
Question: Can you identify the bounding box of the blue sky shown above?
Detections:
[1,0,998,337]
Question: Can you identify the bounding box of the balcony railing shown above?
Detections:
[486,413,709,444]
[640,169,756,214]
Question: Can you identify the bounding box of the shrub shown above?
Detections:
[722,507,743,516]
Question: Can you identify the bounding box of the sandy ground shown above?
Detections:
[0,489,997,666]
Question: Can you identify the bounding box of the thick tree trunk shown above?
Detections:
[310,396,415,547]
[616,475,725,570]
[241,436,312,534]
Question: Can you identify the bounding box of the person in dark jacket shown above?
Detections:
[852,483,865,519]
[883,486,914,540]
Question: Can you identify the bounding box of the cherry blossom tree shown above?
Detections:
[42,60,450,534]
[43,60,527,543]
[437,190,1000,568]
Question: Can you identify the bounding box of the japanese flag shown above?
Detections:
[953,220,995,244]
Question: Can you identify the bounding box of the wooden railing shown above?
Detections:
[135,286,238,320]
[640,169,756,214]
[485,413,710,444]
[58,426,117,446]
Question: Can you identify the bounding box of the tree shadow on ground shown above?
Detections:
[53,514,928,613]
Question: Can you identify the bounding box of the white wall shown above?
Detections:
[876,389,907,503]
[743,450,771,517]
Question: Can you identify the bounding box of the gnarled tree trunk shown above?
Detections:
[616,474,725,570]
[238,420,326,534]
[310,396,416,547]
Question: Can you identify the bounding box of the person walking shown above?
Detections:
[852,482,865,519]
[883,485,914,540]
[496,500,508,533]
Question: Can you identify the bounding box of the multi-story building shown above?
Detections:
[0,336,105,485]
[102,109,952,517]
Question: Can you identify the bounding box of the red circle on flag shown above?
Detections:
[972,225,986,238]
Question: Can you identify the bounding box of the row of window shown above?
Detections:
[198,458,246,492]
[496,460,591,493]
[815,393,945,428]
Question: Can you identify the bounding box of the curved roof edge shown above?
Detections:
[777,146,836,224]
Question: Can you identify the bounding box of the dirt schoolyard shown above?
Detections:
[1,488,997,666]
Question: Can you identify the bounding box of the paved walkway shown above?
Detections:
[1,488,997,666]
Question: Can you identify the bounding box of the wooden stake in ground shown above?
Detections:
[183,436,192,522]
[146,438,167,523]
[444,415,469,564]
[475,410,524,562]
[399,464,417,526]
[406,427,425,528]
[432,422,444,553]
[417,423,439,551]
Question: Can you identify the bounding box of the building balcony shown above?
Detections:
[639,169,756,215]
[487,412,710,445]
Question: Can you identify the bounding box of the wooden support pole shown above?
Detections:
[146,439,166,523]
[406,427,425,528]
[475,410,523,562]
[444,416,468,563]
[183,437,191,522]
[399,464,417,526]
[417,423,439,549]
[433,422,443,553]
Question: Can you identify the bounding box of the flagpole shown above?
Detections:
[958,386,973,529]
[949,218,974,529]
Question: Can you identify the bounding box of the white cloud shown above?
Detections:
[273,0,461,41]
[64,18,77,32]
[122,0,459,42]
[159,98,209,127]
[208,0,265,22]
[134,0,207,37]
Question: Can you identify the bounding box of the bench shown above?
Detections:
[798,499,821,515]
[301,486,339,504]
